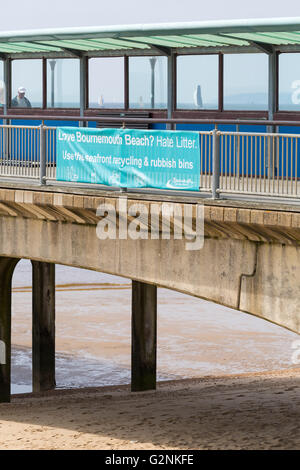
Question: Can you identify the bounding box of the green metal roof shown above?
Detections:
[2,16,300,56]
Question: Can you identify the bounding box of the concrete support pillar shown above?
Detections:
[0,257,19,403]
[131,280,157,392]
[32,261,55,393]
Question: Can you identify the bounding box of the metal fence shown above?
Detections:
[218,131,300,197]
[0,125,40,179]
[45,127,57,180]
[199,131,213,192]
[0,124,300,200]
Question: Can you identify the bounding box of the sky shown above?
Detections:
[0,0,300,31]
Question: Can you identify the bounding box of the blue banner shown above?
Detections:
[56,127,200,190]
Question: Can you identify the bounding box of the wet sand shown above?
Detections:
[1,369,300,450]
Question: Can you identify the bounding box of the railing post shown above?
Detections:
[40,123,46,185]
[212,128,220,199]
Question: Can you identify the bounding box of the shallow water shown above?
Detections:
[11,260,299,394]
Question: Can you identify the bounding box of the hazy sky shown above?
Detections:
[0,0,300,31]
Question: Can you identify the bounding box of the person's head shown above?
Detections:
[18,86,26,99]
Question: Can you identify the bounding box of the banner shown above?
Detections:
[56,127,200,191]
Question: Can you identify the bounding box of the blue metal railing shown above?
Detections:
[0,119,300,199]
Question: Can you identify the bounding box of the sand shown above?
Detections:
[1,369,300,450]
[6,262,300,449]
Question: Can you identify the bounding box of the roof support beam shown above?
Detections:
[148,44,172,56]
[32,41,83,58]
[217,33,275,54]
[248,41,274,55]
[57,47,83,58]
[116,37,172,56]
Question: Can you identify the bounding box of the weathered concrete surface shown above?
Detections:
[0,187,299,334]
[240,244,300,333]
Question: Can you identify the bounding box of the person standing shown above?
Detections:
[11,87,32,108]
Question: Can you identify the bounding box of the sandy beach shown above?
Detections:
[1,369,300,450]
[3,261,299,450]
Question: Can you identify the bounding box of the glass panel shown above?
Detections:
[224,54,268,110]
[47,59,80,108]
[177,55,218,110]
[0,61,4,108]
[89,57,124,108]
[11,59,43,108]
[279,53,300,111]
[129,56,167,109]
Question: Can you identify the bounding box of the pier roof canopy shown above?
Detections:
[2,17,300,57]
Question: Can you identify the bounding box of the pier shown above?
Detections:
[1,16,300,402]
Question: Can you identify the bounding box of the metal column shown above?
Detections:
[268,52,277,176]
[80,56,87,127]
[2,60,10,158]
[268,52,277,124]
[167,53,175,130]
[3,59,10,119]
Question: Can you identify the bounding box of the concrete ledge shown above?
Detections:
[0,187,299,245]
[1,181,300,211]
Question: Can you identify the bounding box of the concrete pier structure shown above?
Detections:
[0,184,300,400]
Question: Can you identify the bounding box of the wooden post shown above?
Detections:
[131,280,157,392]
[32,261,55,393]
[0,257,19,403]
